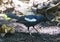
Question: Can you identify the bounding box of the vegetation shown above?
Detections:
[0,24,15,37]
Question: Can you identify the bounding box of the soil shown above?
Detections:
[0,32,60,42]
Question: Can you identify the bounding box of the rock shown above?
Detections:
[8,22,29,33]
[12,0,31,15]
[34,25,60,35]
[0,24,15,37]
[0,39,4,42]
[31,0,59,14]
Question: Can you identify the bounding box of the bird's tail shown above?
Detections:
[7,13,20,20]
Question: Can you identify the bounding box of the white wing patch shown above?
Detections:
[25,17,37,22]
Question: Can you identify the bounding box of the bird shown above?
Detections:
[6,13,47,34]
[17,15,46,31]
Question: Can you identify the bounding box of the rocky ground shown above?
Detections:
[0,20,60,42]
[0,32,60,42]
[0,0,60,42]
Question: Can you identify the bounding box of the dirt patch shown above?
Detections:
[0,32,60,42]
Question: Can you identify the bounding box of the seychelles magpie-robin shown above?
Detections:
[7,13,46,34]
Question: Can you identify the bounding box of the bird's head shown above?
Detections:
[36,15,46,20]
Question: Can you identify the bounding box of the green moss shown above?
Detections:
[0,14,11,21]
[0,24,15,34]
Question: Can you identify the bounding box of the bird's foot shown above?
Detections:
[28,27,35,37]
[29,32,35,37]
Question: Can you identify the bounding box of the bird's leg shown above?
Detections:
[28,27,29,31]
[28,26,35,37]
[29,26,39,37]
[28,27,30,34]
[28,27,32,35]
[33,26,39,33]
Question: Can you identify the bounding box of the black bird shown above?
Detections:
[7,13,46,33]
[17,15,46,31]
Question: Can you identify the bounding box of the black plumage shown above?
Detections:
[7,13,47,32]
[18,15,46,26]
[17,15,47,32]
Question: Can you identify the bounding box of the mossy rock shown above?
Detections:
[0,14,11,21]
[0,24,15,37]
